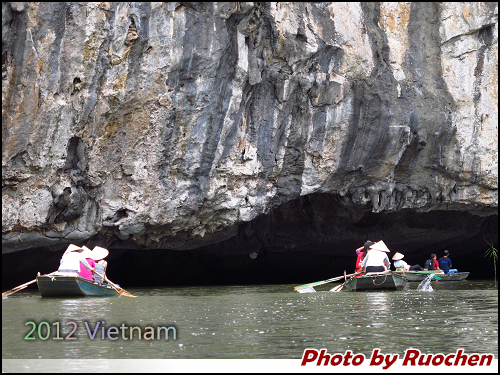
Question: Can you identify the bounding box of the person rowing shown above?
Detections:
[91,246,110,284]
[354,240,372,273]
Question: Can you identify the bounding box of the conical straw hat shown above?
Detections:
[392,252,404,260]
[91,246,109,261]
[370,240,390,253]
[63,244,83,255]
[80,246,93,259]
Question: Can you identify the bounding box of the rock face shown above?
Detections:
[2,3,498,277]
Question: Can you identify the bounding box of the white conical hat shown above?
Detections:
[371,240,390,253]
[81,246,93,258]
[91,246,109,261]
[63,244,83,255]
[392,252,404,260]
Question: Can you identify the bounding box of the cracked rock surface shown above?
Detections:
[2,3,498,264]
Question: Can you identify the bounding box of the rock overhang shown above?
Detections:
[1,3,497,281]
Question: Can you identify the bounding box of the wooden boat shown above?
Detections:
[392,270,470,282]
[392,270,442,282]
[342,272,408,291]
[36,275,120,297]
[432,272,470,281]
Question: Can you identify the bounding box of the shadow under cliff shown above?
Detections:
[2,193,498,289]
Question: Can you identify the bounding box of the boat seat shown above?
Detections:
[395,267,405,272]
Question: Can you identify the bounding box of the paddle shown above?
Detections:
[330,282,345,292]
[294,272,360,290]
[295,286,317,293]
[94,271,137,298]
[330,273,359,292]
[2,271,58,298]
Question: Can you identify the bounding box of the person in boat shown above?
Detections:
[57,244,95,277]
[438,250,453,274]
[354,240,371,273]
[78,246,97,281]
[392,252,425,271]
[359,241,391,273]
[91,246,109,284]
[424,253,441,271]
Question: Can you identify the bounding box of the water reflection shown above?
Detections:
[2,282,498,359]
[366,292,390,309]
[57,297,113,316]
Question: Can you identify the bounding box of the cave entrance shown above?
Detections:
[2,194,497,288]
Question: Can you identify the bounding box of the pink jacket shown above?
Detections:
[79,258,96,280]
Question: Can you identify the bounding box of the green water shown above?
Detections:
[2,281,497,360]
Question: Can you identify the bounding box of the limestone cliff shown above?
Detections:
[2,3,498,268]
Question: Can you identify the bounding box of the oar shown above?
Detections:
[296,286,317,293]
[330,273,359,292]
[294,272,360,290]
[2,271,58,298]
[94,271,137,298]
[330,283,345,292]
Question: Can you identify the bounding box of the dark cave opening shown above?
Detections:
[1,243,497,290]
[87,242,500,287]
[2,193,498,290]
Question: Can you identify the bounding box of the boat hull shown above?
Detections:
[37,275,119,297]
[392,270,441,282]
[343,272,408,291]
[393,271,469,282]
[433,272,469,281]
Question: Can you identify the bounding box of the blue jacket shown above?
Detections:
[438,256,452,274]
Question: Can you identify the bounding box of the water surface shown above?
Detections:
[2,280,497,359]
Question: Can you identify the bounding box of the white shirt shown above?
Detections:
[360,250,391,270]
[393,259,409,271]
[59,252,92,271]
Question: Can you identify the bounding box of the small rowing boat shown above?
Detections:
[36,275,120,297]
[392,270,470,282]
[431,272,469,281]
[342,272,408,291]
[392,270,441,282]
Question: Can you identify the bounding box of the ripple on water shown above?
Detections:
[1,281,498,358]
